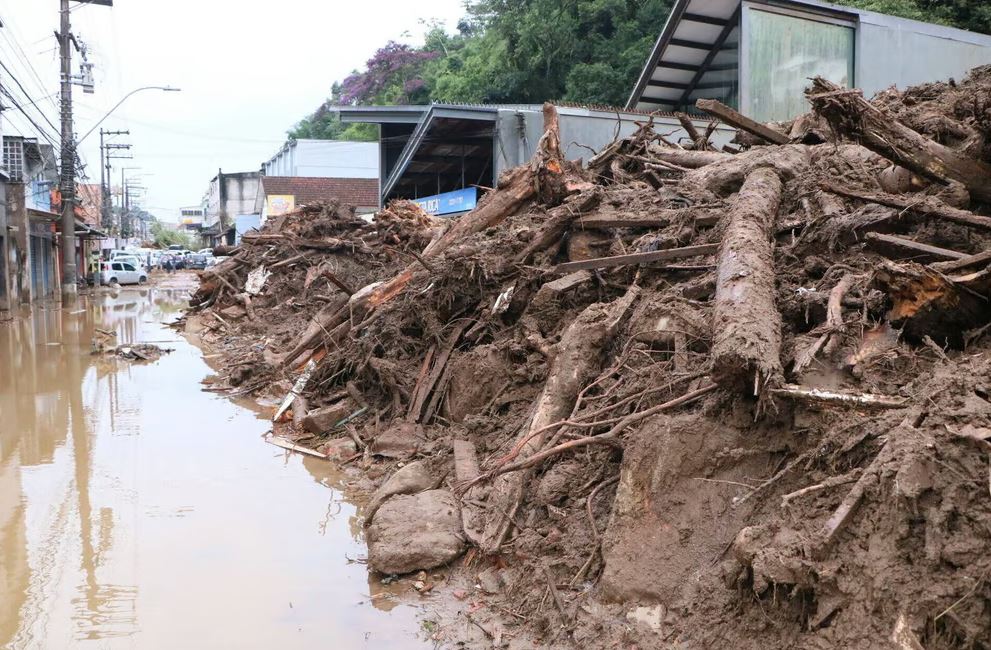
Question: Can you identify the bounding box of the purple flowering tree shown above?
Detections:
[338,42,440,105]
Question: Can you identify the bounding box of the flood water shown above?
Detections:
[0,283,427,649]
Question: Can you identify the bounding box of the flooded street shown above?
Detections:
[0,280,427,649]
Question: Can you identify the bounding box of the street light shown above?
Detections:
[78,86,181,144]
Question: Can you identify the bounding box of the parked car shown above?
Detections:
[206,255,227,269]
[197,248,214,256]
[186,254,209,270]
[167,244,184,251]
[101,260,147,285]
[113,255,146,272]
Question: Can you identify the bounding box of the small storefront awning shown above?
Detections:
[75,220,108,239]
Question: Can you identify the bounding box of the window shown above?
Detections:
[123,263,135,272]
[745,7,854,122]
[112,263,123,271]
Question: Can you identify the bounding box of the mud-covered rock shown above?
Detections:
[302,401,353,434]
[369,421,423,459]
[367,489,465,575]
[364,461,437,522]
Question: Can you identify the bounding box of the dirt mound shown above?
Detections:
[187,81,991,649]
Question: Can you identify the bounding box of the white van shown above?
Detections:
[101,260,148,285]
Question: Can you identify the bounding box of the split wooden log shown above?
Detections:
[873,260,991,346]
[695,98,790,145]
[824,184,991,231]
[481,286,640,553]
[809,77,991,202]
[865,232,967,263]
[711,167,784,395]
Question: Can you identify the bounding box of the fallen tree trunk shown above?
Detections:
[695,98,790,145]
[644,145,730,169]
[711,167,785,394]
[824,184,991,231]
[481,286,640,553]
[809,77,991,202]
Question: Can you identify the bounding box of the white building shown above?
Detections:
[263,139,378,179]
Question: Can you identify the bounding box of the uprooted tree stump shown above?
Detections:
[808,77,991,203]
[711,166,785,395]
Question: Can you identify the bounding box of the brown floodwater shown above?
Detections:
[0,284,429,649]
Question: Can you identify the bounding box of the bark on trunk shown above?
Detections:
[809,78,991,202]
[711,167,784,394]
[481,287,640,553]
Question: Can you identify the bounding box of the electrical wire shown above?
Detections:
[0,10,61,116]
[0,58,63,138]
[0,86,61,148]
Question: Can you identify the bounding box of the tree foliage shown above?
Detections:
[289,0,991,141]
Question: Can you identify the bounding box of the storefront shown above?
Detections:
[28,220,55,300]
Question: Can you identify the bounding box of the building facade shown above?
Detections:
[263,139,379,180]
[202,170,262,246]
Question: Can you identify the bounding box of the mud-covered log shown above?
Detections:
[711,167,784,394]
[645,145,730,168]
[481,287,640,553]
[809,77,991,202]
[695,98,790,145]
[824,184,991,230]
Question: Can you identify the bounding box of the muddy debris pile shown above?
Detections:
[189,69,991,648]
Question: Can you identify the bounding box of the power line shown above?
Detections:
[0,58,63,138]
[0,11,61,117]
[0,86,61,148]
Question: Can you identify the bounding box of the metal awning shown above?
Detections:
[341,104,526,200]
[75,221,108,239]
[627,0,742,112]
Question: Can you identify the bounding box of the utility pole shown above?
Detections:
[58,0,76,298]
[99,129,128,232]
[58,0,112,299]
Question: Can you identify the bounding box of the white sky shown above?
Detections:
[0,0,466,222]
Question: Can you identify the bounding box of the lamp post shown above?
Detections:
[78,86,180,145]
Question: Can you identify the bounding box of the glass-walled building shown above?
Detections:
[627,0,991,122]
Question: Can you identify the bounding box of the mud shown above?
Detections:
[187,68,991,649]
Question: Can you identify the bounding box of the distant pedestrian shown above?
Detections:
[164,257,174,274]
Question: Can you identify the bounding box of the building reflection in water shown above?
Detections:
[0,290,184,646]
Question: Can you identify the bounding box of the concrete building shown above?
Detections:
[338,104,732,211]
[627,0,991,121]
[202,170,262,246]
[263,139,379,180]
[2,137,59,303]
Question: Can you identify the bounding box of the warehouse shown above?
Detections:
[339,104,734,211]
[627,0,991,121]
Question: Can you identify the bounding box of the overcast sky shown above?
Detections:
[0,0,466,222]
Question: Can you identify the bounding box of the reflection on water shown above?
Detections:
[0,287,425,649]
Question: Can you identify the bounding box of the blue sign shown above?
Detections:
[413,187,478,216]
